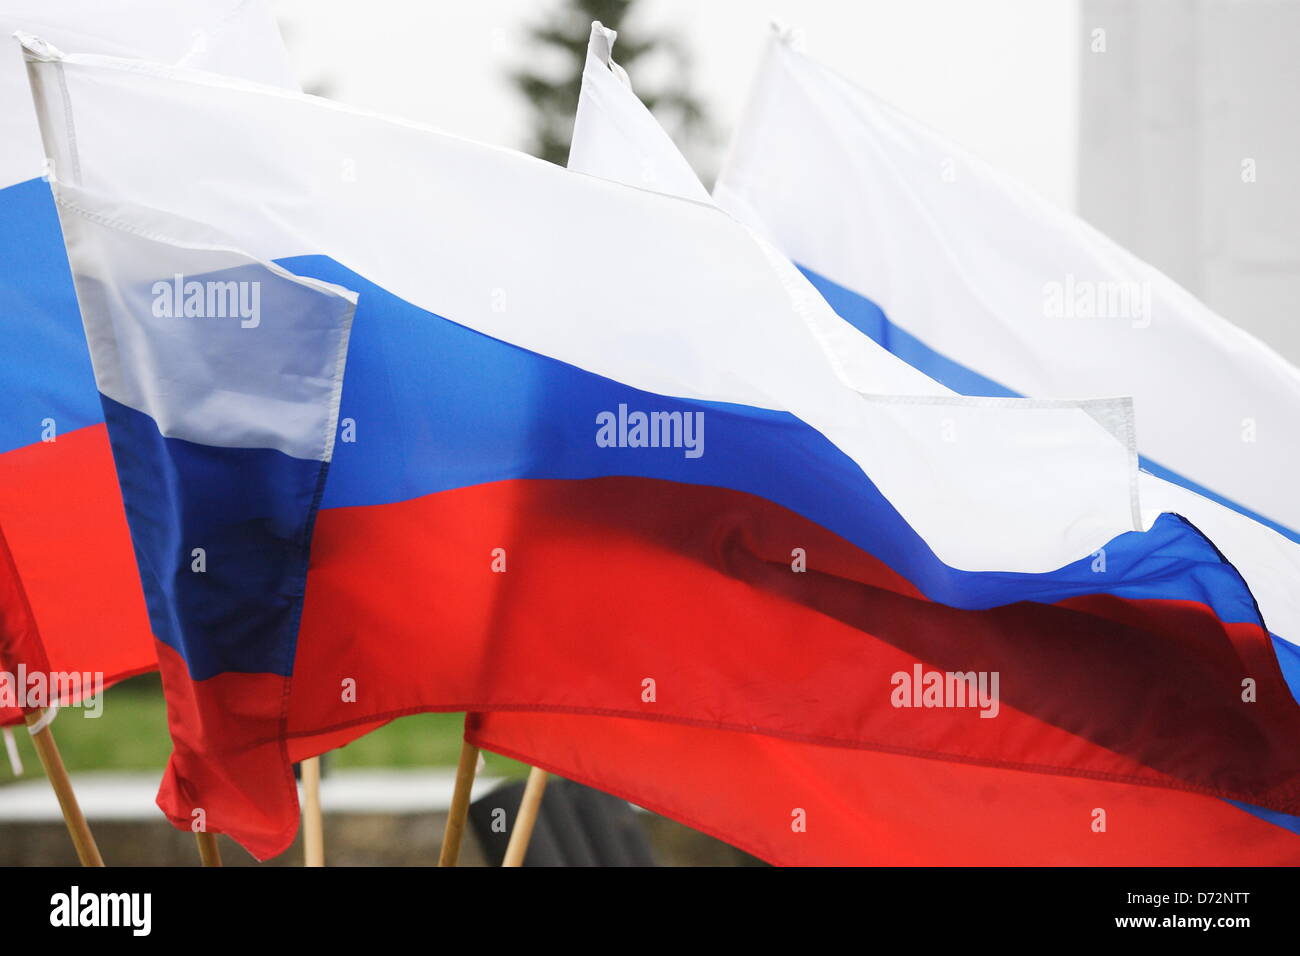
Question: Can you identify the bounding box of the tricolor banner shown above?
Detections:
[0,0,298,725]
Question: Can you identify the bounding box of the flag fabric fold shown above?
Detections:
[0,521,50,725]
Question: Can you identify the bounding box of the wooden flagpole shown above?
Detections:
[301,756,325,866]
[438,715,480,866]
[194,830,222,867]
[502,766,549,867]
[23,708,104,867]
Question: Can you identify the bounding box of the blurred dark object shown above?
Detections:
[291,753,329,782]
[469,776,657,866]
[511,0,713,169]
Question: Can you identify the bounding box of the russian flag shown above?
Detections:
[0,2,299,724]
[26,38,1300,863]
[709,27,1300,695]
[563,21,1300,859]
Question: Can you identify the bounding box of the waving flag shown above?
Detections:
[0,1,297,724]
[713,28,1300,690]
[23,37,1300,863]
[529,19,1300,860]
[568,23,710,204]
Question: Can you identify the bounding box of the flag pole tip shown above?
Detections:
[588,20,617,64]
[587,21,630,86]
[13,32,65,61]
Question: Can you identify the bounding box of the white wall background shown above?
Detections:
[1079,0,1300,363]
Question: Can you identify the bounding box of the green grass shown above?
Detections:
[2,673,528,783]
